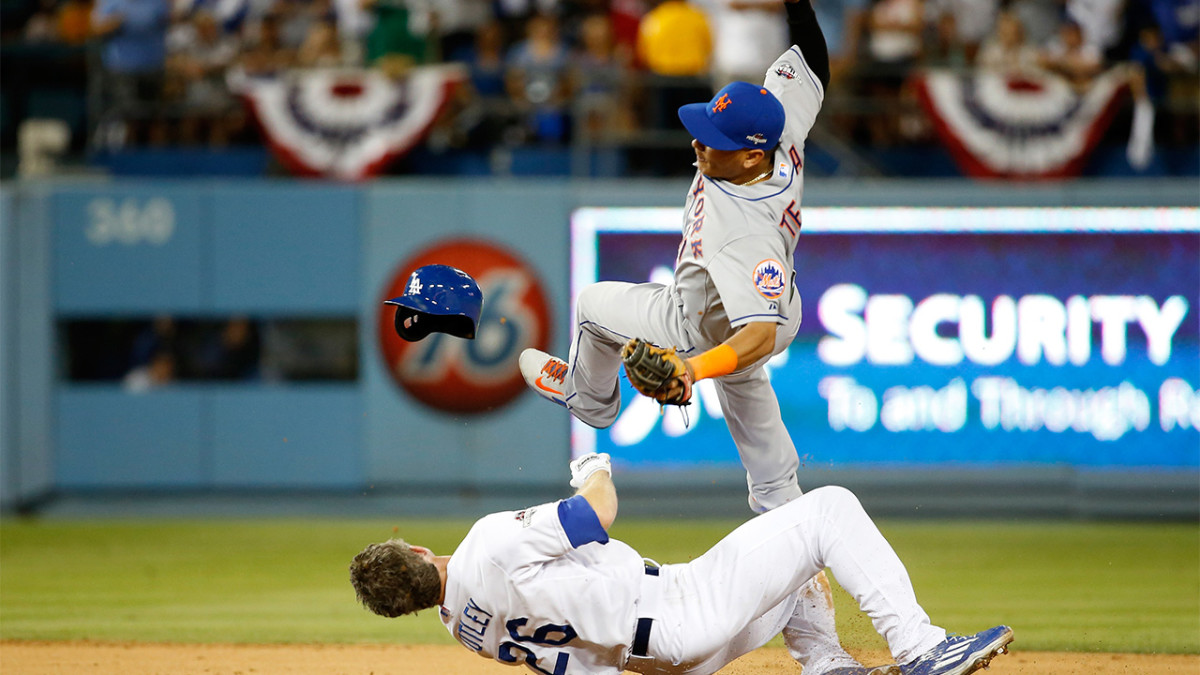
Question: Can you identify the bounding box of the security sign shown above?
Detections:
[378,239,552,413]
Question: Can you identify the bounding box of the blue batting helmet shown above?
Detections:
[384,264,483,341]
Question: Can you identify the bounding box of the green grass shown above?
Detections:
[1,517,1196,655]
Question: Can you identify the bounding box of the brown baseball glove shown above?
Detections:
[621,338,693,406]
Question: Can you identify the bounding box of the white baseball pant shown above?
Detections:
[623,486,947,675]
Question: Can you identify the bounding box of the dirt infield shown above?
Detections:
[4,641,1198,674]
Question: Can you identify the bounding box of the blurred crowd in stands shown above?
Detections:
[63,315,359,388]
[1,0,1197,174]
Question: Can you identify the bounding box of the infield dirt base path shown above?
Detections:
[3,642,1198,674]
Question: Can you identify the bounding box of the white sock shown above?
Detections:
[784,571,862,675]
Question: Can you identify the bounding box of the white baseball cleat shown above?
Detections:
[520,349,568,408]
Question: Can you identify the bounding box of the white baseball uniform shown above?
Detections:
[562,44,824,512]
[438,485,946,675]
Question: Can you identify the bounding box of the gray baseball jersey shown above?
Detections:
[550,44,826,512]
[676,46,825,353]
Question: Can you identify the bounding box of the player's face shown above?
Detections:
[691,140,758,182]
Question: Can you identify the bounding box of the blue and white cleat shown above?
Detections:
[899,625,1013,675]
[519,349,569,408]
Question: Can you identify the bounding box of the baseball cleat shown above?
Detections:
[520,349,568,407]
[826,665,902,675]
[898,625,1013,675]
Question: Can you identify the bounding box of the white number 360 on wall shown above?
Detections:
[85,197,175,246]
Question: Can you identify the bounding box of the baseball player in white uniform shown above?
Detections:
[350,452,1014,675]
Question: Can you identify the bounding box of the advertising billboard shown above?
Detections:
[570,207,1199,472]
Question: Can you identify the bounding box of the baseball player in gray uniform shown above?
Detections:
[350,452,1014,675]
[521,0,825,514]
[519,1,849,670]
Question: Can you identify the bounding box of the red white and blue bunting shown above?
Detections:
[913,68,1129,180]
[230,65,465,180]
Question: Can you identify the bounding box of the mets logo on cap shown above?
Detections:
[378,238,552,413]
[677,81,785,152]
[753,259,787,300]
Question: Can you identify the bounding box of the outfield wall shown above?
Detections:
[1,178,1196,518]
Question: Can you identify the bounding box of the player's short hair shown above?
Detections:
[349,538,442,617]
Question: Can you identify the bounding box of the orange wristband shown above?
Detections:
[687,344,739,381]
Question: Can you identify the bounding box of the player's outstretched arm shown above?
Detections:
[784,0,830,90]
[686,321,777,381]
[570,453,617,530]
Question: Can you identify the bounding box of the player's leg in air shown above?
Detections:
[520,280,691,428]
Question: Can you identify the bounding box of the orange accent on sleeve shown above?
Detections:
[688,344,739,382]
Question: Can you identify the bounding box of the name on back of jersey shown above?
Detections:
[452,598,493,652]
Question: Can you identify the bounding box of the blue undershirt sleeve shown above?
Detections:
[556,495,610,548]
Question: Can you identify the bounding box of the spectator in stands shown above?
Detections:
[924,0,996,65]
[864,0,923,69]
[91,0,171,146]
[467,19,508,97]
[1146,0,1199,70]
[194,316,261,380]
[1125,21,1195,169]
[296,15,343,66]
[505,12,572,143]
[123,315,179,389]
[123,348,177,391]
[1006,0,1062,48]
[1064,0,1122,58]
[421,0,491,62]
[1038,18,1102,90]
[608,0,646,67]
[494,0,560,42]
[571,12,637,139]
[276,0,334,52]
[976,8,1040,73]
[238,11,295,76]
[861,0,924,145]
[702,0,788,90]
[330,0,371,64]
[58,0,94,44]
[129,315,178,370]
[166,9,242,144]
[362,0,430,69]
[440,19,517,149]
[807,0,867,142]
[1130,23,1181,98]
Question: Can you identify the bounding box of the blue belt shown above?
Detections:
[632,564,659,657]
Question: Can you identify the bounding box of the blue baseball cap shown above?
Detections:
[678,81,785,151]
